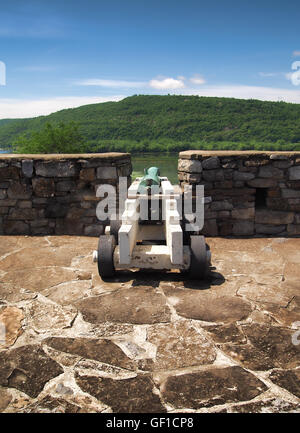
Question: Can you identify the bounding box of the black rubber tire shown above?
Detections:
[97,235,116,278]
[110,218,122,243]
[188,235,208,280]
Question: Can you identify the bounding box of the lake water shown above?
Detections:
[0,150,179,184]
[131,153,179,184]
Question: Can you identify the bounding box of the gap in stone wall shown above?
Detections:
[255,188,268,210]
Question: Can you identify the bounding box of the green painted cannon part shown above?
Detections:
[137,166,161,193]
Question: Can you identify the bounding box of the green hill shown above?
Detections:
[1,94,300,152]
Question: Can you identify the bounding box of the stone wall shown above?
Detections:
[178,150,300,237]
[0,153,131,236]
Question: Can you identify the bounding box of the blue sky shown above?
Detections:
[0,0,300,118]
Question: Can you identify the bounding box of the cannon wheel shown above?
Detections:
[110,218,122,244]
[97,235,116,279]
[188,235,209,280]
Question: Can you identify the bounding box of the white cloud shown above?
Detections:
[189,75,206,85]
[293,51,300,57]
[149,77,185,89]
[0,96,125,119]
[285,72,293,81]
[259,72,278,77]
[178,85,300,103]
[75,79,146,88]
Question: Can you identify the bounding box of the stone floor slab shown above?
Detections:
[0,345,63,398]
[161,366,268,409]
[0,235,299,413]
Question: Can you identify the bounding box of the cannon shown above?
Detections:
[93,167,211,279]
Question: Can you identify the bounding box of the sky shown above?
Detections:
[0,0,300,118]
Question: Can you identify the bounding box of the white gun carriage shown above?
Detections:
[93,167,211,279]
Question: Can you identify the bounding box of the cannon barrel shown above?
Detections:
[137,166,161,193]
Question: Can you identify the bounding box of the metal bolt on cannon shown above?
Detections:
[93,167,211,279]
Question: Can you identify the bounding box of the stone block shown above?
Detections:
[255,210,294,225]
[223,169,234,180]
[232,220,254,235]
[118,163,132,177]
[222,162,237,169]
[273,160,293,169]
[213,188,255,198]
[287,180,300,188]
[244,158,269,167]
[179,171,202,183]
[178,159,202,173]
[7,182,32,199]
[266,198,290,211]
[0,199,17,207]
[4,220,30,235]
[96,166,117,179]
[0,166,20,179]
[233,181,244,188]
[288,166,300,180]
[79,168,95,182]
[66,207,86,219]
[205,210,218,219]
[219,221,233,235]
[258,166,284,179]
[35,161,78,177]
[203,169,224,182]
[32,197,48,207]
[31,226,53,235]
[56,180,76,192]
[233,200,255,209]
[0,182,10,188]
[17,200,32,209]
[233,171,255,181]
[247,178,277,188]
[0,207,8,215]
[255,224,286,234]
[32,178,55,197]
[232,208,255,220]
[211,200,233,211]
[202,157,220,170]
[22,160,33,177]
[201,219,218,236]
[30,219,49,228]
[45,202,68,218]
[281,188,300,199]
[217,210,231,218]
[8,208,37,220]
[270,154,288,160]
[214,181,233,189]
[287,224,300,235]
[267,189,281,198]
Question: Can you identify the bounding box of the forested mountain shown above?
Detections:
[1,95,300,152]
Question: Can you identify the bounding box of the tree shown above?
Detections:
[12,121,87,154]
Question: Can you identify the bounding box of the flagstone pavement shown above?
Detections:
[0,236,299,413]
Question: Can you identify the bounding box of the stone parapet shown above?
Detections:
[178,150,300,237]
[0,153,131,236]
